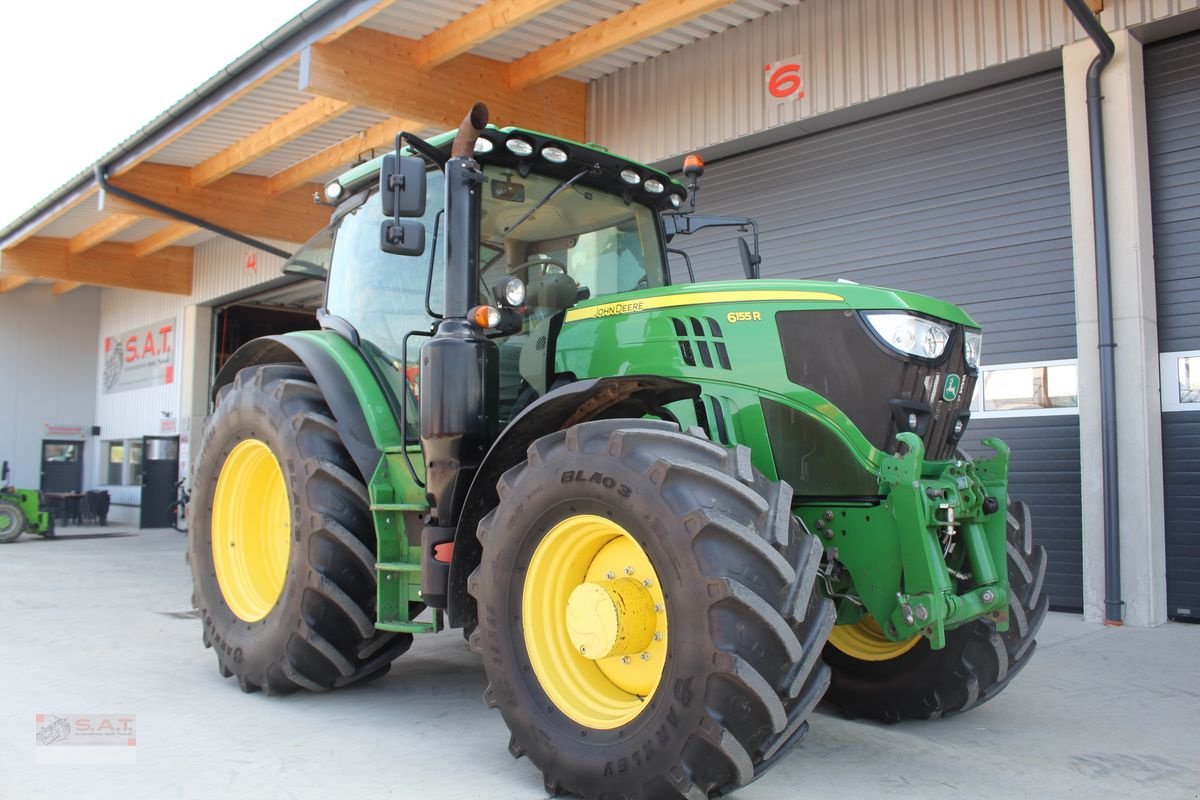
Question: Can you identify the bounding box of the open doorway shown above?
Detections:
[211,281,323,382]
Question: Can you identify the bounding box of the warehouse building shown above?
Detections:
[0,0,1196,628]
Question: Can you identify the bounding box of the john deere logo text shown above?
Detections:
[942,374,963,402]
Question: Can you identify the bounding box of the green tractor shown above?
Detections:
[188,104,1047,797]
[1,461,55,543]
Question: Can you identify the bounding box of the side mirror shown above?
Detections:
[380,220,426,257]
[738,237,761,280]
[380,154,427,218]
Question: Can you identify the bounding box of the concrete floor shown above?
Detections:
[1,527,1197,800]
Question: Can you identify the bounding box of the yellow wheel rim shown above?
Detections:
[211,439,292,623]
[522,514,667,730]
[828,615,921,661]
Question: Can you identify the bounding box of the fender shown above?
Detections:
[446,375,700,631]
[212,333,383,482]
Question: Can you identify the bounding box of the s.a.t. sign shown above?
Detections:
[103,318,176,394]
[764,55,805,106]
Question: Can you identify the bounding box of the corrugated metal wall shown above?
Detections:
[965,418,1083,609]
[588,0,1200,166]
[673,72,1075,363]
[1146,31,1200,621]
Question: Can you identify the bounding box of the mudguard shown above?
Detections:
[212,334,382,482]
[446,375,699,630]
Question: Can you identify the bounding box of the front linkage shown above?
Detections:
[798,434,1012,651]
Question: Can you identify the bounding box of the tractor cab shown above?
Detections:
[289,123,682,428]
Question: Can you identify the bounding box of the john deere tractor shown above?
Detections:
[189,104,1047,798]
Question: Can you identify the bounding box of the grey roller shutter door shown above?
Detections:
[1147,33,1200,622]
[676,72,1082,608]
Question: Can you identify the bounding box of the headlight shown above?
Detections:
[863,312,952,360]
[496,276,526,307]
[964,330,982,369]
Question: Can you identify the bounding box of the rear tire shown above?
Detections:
[189,363,410,694]
[822,498,1048,721]
[470,419,834,799]
[0,499,25,543]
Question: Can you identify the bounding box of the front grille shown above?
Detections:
[776,310,976,460]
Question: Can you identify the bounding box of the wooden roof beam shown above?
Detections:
[267,115,418,194]
[416,0,571,68]
[191,96,354,187]
[51,281,83,295]
[105,163,329,245]
[0,275,33,293]
[132,222,201,258]
[300,27,586,141]
[507,0,737,89]
[67,212,143,255]
[1,238,192,295]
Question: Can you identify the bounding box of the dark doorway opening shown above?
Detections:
[213,304,320,378]
[41,440,83,493]
[140,436,179,529]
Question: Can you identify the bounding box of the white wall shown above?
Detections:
[91,235,296,513]
[0,283,100,489]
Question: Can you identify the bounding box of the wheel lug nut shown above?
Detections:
[624,566,635,575]
[642,578,653,588]
[654,604,663,613]
[605,571,616,580]
[620,656,631,665]
[640,652,651,662]
[579,645,587,654]
[653,632,663,641]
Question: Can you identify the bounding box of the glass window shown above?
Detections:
[478,166,667,305]
[326,174,446,364]
[981,364,1078,412]
[145,438,179,461]
[1178,356,1200,404]
[129,441,143,485]
[282,227,334,280]
[106,442,124,485]
[44,443,79,462]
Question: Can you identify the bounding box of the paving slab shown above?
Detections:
[1,527,1197,798]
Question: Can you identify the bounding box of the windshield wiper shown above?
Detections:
[503,168,590,239]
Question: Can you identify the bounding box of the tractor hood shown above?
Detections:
[562,279,979,328]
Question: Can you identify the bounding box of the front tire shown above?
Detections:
[189,363,410,694]
[470,420,834,799]
[0,499,25,544]
[822,499,1048,721]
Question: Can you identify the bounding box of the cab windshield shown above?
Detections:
[477,166,667,303]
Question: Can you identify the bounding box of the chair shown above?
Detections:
[82,491,110,526]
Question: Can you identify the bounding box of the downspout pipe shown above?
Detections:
[1063,0,1123,625]
[94,165,293,261]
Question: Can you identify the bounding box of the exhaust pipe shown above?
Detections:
[450,103,489,159]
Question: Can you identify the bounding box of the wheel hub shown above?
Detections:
[828,615,922,661]
[566,578,656,660]
[211,439,292,623]
[522,514,668,729]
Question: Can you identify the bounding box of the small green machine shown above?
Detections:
[188,104,1048,798]
[0,461,54,543]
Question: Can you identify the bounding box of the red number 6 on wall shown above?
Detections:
[764,56,805,105]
